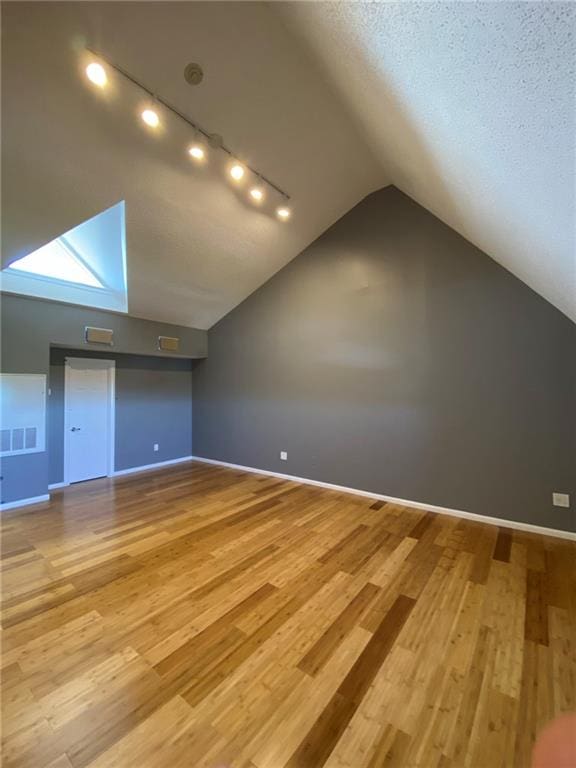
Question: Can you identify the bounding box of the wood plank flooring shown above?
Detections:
[1,461,575,767]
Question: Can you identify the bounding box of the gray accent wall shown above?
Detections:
[48,349,193,484]
[1,294,205,503]
[193,186,576,532]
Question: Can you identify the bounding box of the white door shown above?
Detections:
[65,358,114,484]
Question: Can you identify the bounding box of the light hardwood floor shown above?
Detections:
[1,462,575,768]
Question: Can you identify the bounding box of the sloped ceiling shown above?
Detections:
[1,2,382,330]
[280,1,576,323]
[3,2,574,329]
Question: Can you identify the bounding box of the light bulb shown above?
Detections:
[86,62,107,88]
[188,145,205,161]
[250,188,264,202]
[141,109,160,128]
[230,164,245,181]
[276,207,291,220]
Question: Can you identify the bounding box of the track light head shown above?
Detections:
[141,109,160,128]
[188,144,206,161]
[86,62,107,87]
[230,164,245,181]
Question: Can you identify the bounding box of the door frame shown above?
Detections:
[64,357,116,486]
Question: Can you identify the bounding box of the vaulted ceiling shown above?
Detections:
[2,2,574,328]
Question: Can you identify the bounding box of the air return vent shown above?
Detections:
[158,336,180,352]
[0,426,38,454]
[85,326,114,345]
[0,373,46,457]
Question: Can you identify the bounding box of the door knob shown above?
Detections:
[70,427,81,432]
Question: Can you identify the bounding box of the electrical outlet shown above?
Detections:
[280,451,287,461]
[552,492,570,508]
[154,443,159,452]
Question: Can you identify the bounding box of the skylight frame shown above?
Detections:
[1,200,128,314]
[6,237,106,291]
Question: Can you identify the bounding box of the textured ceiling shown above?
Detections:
[1,2,382,329]
[280,1,576,323]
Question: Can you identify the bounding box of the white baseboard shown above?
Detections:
[50,456,194,486]
[49,457,194,490]
[112,455,195,477]
[0,494,50,512]
[192,456,576,542]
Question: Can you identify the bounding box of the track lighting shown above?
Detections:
[81,48,292,221]
[230,164,245,181]
[141,109,160,128]
[86,62,107,88]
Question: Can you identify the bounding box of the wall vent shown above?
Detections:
[0,426,38,454]
[0,373,46,457]
[158,335,180,352]
[85,326,114,345]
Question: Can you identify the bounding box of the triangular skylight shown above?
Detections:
[1,201,127,313]
[8,238,104,288]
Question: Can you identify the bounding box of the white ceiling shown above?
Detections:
[3,2,574,328]
[280,1,576,323]
[1,2,382,329]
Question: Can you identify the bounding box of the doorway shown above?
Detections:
[64,357,115,484]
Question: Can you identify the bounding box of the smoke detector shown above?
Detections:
[184,62,204,86]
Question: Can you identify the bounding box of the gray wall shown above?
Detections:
[49,349,193,484]
[1,294,205,503]
[193,186,576,532]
